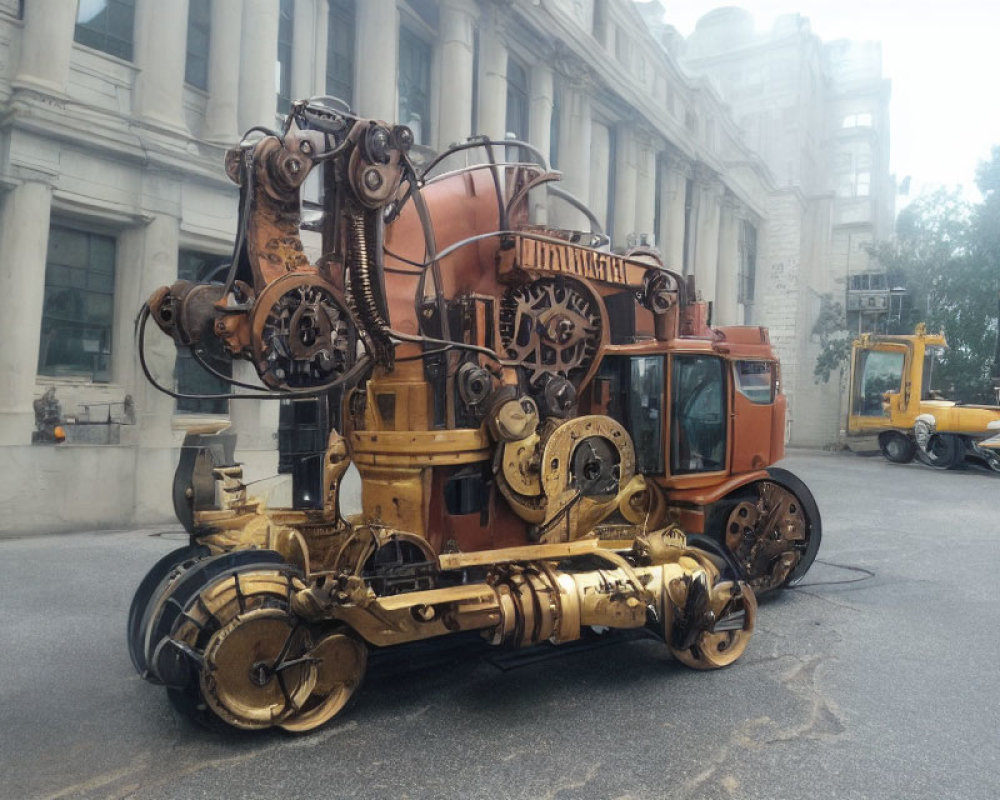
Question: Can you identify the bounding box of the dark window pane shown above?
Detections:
[48,227,88,268]
[75,0,135,61]
[852,349,904,417]
[670,355,727,474]
[185,0,212,88]
[594,355,664,475]
[398,27,431,144]
[276,0,294,113]
[176,249,232,414]
[89,235,116,269]
[107,2,132,40]
[506,57,529,141]
[39,225,117,381]
[326,0,355,106]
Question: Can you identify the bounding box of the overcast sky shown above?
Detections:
[662,1,1000,202]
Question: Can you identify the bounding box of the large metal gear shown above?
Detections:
[499,278,603,387]
[722,481,808,593]
[249,273,353,390]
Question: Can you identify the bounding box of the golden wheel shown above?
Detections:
[279,628,368,733]
[668,574,757,670]
[200,607,318,730]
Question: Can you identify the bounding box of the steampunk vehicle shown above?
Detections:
[128,98,821,732]
[847,326,1000,470]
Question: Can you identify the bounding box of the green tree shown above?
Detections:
[974,146,1000,392]
[837,151,1000,403]
[812,293,851,384]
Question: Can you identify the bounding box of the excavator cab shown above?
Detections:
[847,329,1000,470]
[848,340,911,425]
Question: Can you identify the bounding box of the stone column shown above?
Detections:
[478,25,508,141]
[122,215,180,450]
[120,215,182,522]
[355,0,399,121]
[692,174,723,304]
[436,1,477,149]
[13,0,77,95]
[205,0,244,143]
[239,0,281,132]
[0,182,53,445]
[553,83,592,232]
[633,138,657,246]
[528,65,553,158]
[133,0,190,130]
[612,123,637,248]
[658,157,688,272]
[589,121,612,236]
[528,65,553,223]
[715,196,741,326]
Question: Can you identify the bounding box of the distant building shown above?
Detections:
[0,0,889,533]
[676,7,895,445]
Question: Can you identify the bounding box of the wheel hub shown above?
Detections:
[724,481,806,593]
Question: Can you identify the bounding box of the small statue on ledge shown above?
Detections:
[32,387,66,444]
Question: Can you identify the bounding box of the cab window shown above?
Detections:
[853,349,904,416]
[671,355,726,474]
[595,355,665,474]
[734,360,775,404]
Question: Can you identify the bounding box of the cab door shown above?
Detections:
[668,353,728,483]
[847,343,909,432]
[730,359,779,473]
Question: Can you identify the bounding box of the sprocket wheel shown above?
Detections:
[250,273,353,389]
[723,481,808,594]
[499,277,602,387]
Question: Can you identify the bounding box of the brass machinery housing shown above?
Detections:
[127,99,805,733]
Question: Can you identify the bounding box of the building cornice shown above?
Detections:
[3,89,235,192]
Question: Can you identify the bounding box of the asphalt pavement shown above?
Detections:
[1,450,997,800]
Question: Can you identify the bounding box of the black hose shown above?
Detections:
[136,303,372,401]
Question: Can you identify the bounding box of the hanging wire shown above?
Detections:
[136,303,371,401]
[790,559,876,588]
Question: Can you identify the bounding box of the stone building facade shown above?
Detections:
[0,0,888,533]
[677,8,894,445]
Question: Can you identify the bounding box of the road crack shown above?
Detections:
[678,654,844,798]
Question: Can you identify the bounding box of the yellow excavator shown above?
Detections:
[847,325,1000,469]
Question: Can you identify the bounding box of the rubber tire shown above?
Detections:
[703,467,822,593]
[139,550,288,685]
[879,431,916,464]
[918,433,963,469]
[127,544,210,675]
[767,467,823,587]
